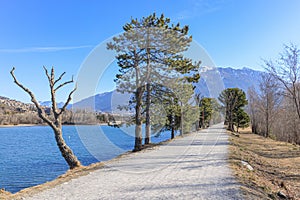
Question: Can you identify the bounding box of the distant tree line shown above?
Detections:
[248,44,300,145]
[0,108,115,126]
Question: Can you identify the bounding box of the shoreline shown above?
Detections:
[0,123,108,128]
[0,124,39,128]
[6,124,243,200]
[6,131,183,200]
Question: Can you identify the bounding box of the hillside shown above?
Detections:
[0,96,36,114]
[218,67,262,92]
[0,97,42,125]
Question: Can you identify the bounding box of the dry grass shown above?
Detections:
[229,127,300,200]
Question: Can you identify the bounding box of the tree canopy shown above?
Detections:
[218,88,248,132]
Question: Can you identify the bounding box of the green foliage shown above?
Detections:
[218,88,248,132]
[107,13,201,143]
[234,108,250,132]
[165,81,199,134]
[197,97,221,128]
[107,12,200,92]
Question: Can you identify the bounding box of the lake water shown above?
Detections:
[0,125,175,193]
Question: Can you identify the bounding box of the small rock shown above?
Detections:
[241,161,248,166]
[277,191,287,199]
[241,160,254,171]
[246,164,254,171]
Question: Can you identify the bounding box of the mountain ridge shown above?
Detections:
[73,67,263,112]
[1,67,263,113]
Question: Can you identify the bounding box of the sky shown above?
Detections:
[1,0,300,103]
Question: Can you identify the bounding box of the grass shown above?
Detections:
[228,127,300,200]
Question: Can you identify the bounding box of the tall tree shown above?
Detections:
[131,13,200,144]
[170,81,199,135]
[197,97,216,129]
[247,87,260,134]
[107,13,200,149]
[10,67,81,169]
[149,81,199,138]
[218,88,248,132]
[258,73,281,137]
[264,43,300,120]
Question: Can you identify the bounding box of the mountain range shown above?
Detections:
[1,67,263,114]
[71,67,263,112]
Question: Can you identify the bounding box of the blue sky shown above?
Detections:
[1,0,300,103]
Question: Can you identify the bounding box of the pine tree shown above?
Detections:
[234,108,250,132]
[107,13,200,149]
[197,97,220,128]
[218,88,248,132]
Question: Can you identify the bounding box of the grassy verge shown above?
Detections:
[228,128,300,200]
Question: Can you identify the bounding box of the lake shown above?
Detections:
[0,125,175,193]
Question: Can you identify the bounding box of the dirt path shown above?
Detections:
[24,123,242,200]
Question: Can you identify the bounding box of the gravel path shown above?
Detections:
[24,123,243,200]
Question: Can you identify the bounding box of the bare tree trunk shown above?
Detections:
[265,108,269,138]
[54,128,81,169]
[10,67,81,169]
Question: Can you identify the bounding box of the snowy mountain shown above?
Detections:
[39,101,72,109]
[72,91,131,113]
[218,67,262,92]
[73,67,263,112]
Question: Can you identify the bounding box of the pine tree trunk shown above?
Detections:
[228,110,235,132]
[145,83,151,144]
[180,102,184,136]
[134,86,143,151]
[134,124,142,151]
[171,127,175,139]
[228,120,235,132]
[54,128,81,169]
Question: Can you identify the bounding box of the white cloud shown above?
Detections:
[0,45,93,53]
[176,0,226,20]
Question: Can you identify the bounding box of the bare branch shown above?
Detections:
[43,66,52,85]
[59,84,77,115]
[10,67,55,128]
[54,75,74,91]
[54,72,66,85]
[51,67,55,82]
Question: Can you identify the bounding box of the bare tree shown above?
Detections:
[247,87,259,134]
[10,67,81,169]
[264,44,300,120]
[258,73,281,138]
